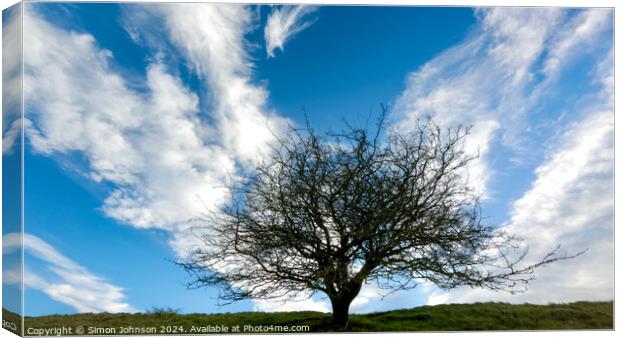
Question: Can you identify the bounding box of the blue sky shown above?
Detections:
[2,3,613,316]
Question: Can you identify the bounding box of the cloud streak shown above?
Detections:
[25,5,222,236]
[2,3,23,155]
[392,8,613,305]
[121,3,291,256]
[24,4,288,261]
[427,103,613,305]
[3,233,136,313]
[253,292,330,313]
[394,8,612,197]
[264,5,316,58]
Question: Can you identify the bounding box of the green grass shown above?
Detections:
[2,301,613,335]
[2,308,22,335]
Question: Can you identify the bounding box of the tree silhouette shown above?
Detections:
[180,113,580,329]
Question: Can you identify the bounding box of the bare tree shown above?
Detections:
[180,113,580,329]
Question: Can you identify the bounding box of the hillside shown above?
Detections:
[3,301,613,334]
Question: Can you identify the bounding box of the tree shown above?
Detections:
[180,113,580,329]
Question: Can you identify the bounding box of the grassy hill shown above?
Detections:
[2,308,21,335]
[3,301,613,334]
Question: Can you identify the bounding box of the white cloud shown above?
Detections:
[264,5,316,58]
[394,8,612,198]
[24,7,228,237]
[254,292,330,313]
[119,3,290,257]
[426,109,613,305]
[543,9,613,77]
[394,8,562,197]
[3,233,136,313]
[252,284,409,314]
[2,3,23,155]
[151,4,289,165]
[423,46,613,306]
[252,282,426,314]
[350,284,403,314]
[23,4,289,261]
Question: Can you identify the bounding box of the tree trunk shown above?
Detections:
[329,293,355,330]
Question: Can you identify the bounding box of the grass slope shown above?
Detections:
[2,308,22,335]
[4,301,613,334]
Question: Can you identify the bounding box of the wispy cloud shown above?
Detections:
[24,4,288,261]
[3,233,136,313]
[152,4,289,164]
[264,5,316,58]
[394,8,612,197]
[254,292,330,313]
[2,3,22,155]
[427,92,613,304]
[120,3,290,257]
[542,9,612,77]
[25,5,219,239]
[392,8,613,305]
[394,8,557,197]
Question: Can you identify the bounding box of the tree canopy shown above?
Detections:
[180,114,580,328]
